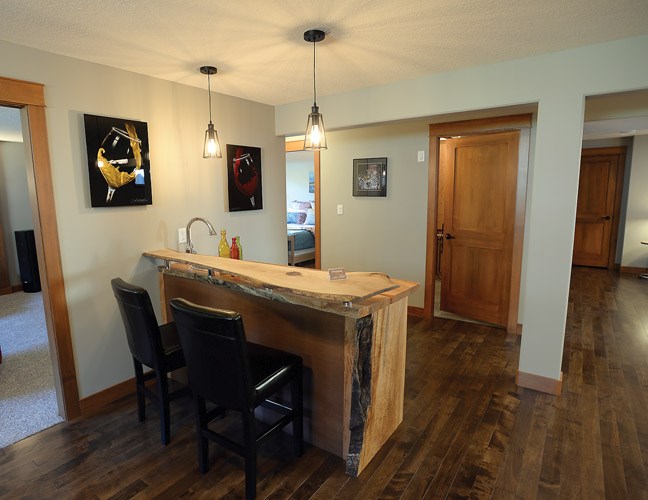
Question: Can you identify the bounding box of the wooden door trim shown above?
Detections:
[424,114,532,335]
[0,199,9,293]
[285,140,321,269]
[0,76,80,419]
[580,146,626,270]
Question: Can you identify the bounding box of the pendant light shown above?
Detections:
[304,29,327,150]
[200,65,222,158]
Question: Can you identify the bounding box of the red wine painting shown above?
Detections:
[226,144,263,211]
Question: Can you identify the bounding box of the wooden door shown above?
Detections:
[440,131,519,326]
[572,149,623,268]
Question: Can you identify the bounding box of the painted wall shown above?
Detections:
[319,121,429,307]
[277,35,648,382]
[286,155,313,208]
[621,135,648,268]
[0,39,286,398]
[0,140,32,286]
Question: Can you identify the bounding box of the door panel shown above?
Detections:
[572,154,618,267]
[440,131,519,327]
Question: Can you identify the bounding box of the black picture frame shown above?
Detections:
[353,157,387,197]
[226,144,263,211]
[83,114,152,207]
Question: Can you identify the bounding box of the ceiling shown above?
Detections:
[1,0,648,107]
[1,1,648,142]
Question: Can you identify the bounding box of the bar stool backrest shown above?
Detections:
[170,298,253,411]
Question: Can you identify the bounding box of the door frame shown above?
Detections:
[578,146,626,270]
[424,114,532,334]
[0,76,80,419]
[285,140,321,269]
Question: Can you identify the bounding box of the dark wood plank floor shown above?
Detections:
[1,267,647,498]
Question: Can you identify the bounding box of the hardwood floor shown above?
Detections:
[1,267,647,498]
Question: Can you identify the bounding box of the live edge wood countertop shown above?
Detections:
[143,249,417,318]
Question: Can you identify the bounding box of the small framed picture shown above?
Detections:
[353,157,387,197]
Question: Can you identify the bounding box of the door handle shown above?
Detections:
[601,215,611,220]
[445,233,455,240]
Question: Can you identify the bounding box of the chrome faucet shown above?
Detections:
[185,217,217,254]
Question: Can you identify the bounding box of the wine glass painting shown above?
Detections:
[83,114,152,207]
[226,144,263,211]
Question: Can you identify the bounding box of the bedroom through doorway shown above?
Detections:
[285,140,321,269]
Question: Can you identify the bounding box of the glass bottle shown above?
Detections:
[230,237,240,259]
[218,229,230,258]
[236,236,243,260]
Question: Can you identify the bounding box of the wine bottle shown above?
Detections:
[231,237,240,259]
[236,236,243,260]
[218,229,230,258]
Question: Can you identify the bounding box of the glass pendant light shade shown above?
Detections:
[304,29,327,150]
[200,65,222,158]
[203,122,222,158]
[304,105,327,150]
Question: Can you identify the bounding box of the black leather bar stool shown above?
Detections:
[111,277,188,445]
[170,298,304,500]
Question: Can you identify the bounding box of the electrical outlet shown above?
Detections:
[417,150,425,162]
[337,204,344,215]
[178,228,187,244]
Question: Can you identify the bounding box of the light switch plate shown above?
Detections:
[417,150,425,162]
[337,204,344,215]
[178,228,187,244]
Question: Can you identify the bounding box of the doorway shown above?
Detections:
[572,147,626,268]
[0,76,80,419]
[285,139,321,269]
[424,114,532,334]
[0,105,64,447]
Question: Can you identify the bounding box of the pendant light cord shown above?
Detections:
[312,40,317,106]
[207,73,213,124]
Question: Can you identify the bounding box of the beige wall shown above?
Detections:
[0,140,32,286]
[319,121,429,307]
[0,39,286,397]
[621,135,648,267]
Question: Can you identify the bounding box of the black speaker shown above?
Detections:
[14,229,41,293]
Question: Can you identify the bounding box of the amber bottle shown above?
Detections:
[218,229,230,258]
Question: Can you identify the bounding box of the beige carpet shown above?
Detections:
[0,291,63,448]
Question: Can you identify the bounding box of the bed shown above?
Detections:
[287,201,316,265]
[287,226,315,265]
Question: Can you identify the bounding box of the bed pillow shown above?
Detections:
[305,209,316,225]
[287,211,307,224]
[292,200,312,210]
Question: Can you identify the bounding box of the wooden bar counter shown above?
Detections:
[144,249,418,476]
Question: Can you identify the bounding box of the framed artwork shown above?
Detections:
[83,114,152,207]
[353,157,387,197]
[226,144,263,211]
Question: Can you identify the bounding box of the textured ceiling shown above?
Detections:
[1,1,648,106]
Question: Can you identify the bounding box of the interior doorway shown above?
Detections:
[425,114,532,334]
[437,131,520,327]
[572,147,626,268]
[285,139,321,269]
[0,76,79,419]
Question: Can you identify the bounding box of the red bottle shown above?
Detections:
[230,237,240,259]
